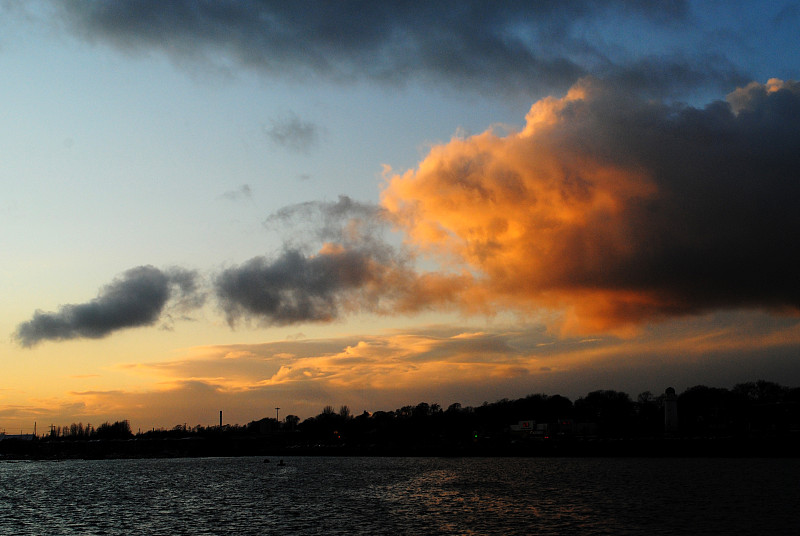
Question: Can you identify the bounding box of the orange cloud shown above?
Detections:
[10,313,800,432]
[382,78,800,333]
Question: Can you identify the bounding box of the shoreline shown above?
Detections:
[2,434,798,461]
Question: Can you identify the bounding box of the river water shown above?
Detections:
[0,456,797,535]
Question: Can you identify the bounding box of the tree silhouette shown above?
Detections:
[95,420,133,440]
[284,415,300,430]
[575,390,634,437]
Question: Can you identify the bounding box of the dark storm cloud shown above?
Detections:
[605,53,746,99]
[382,78,800,331]
[634,80,800,309]
[15,266,203,347]
[57,0,741,97]
[564,78,800,313]
[263,114,320,154]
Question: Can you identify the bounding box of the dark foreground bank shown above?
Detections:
[2,433,799,460]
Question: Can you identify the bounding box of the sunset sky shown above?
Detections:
[2,1,800,433]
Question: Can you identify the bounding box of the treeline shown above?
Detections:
[287,380,800,448]
[30,380,800,457]
[47,420,132,441]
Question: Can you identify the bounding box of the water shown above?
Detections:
[0,457,798,535]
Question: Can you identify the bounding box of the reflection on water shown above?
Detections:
[0,457,797,535]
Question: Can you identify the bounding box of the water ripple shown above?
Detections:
[0,457,797,535]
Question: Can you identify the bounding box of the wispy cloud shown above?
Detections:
[67,313,800,427]
[263,113,320,154]
[220,184,253,202]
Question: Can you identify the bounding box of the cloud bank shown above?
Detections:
[16,80,800,343]
[382,78,800,332]
[15,266,203,347]
[57,0,745,97]
[69,314,800,428]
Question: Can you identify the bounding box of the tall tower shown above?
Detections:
[664,387,678,434]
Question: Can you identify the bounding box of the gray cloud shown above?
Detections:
[14,197,459,344]
[214,242,471,327]
[15,266,203,347]
[215,248,386,326]
[220,184,253,201]
[217,196,400,325]
[215,195,466,326]
[56,0,745,98]
[263,114,320,154]
[264,195,387,250]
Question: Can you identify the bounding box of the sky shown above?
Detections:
[2,0,800,433]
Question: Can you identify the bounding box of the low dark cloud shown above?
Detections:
[217,196,404,325]
[263,114,320,154]
[215,248,386,325]
[215,195,468,326]
[15,197,463,343]
[15,266,203,347]
[56,0,744,98]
